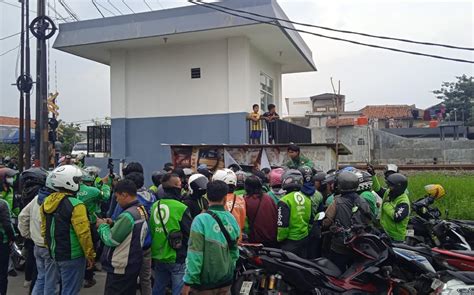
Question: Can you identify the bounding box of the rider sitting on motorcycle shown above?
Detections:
[379,173,411,242]
[323,171,373,271]
[0,168,20,217]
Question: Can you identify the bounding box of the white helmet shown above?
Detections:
[188,173,208,195]
[212,168,237,186]
[47,165,83,193]
[84,166,101,177]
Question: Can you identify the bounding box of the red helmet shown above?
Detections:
[269,168,285,187]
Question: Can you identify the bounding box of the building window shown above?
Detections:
[191,68,201,79]
[260,72,273,110]
[357,138,365,145]
[315,107,327,112]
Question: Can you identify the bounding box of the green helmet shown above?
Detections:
[81,169,95,183]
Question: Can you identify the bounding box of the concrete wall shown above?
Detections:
[311,126,373,163]
[373,129,474,164]
[311,126,474,165]
[110,37,281,119]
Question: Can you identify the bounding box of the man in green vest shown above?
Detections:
[380,173,410,242]
[0,197,15,295]
[277,169,312,258]
[150,173,192,295]
[40,165,96,295]
[284,144,314,169]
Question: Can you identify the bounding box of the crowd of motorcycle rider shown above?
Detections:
[0,143,412,295]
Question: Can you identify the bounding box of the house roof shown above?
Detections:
[360,105,414,119]
[0,116,36,128]
[53,0,316,73]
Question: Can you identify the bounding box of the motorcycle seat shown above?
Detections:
[452,250,474,257]
[392,243,432,255]
[311,258,342,278]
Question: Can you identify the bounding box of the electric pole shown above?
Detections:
[19,0,25,172]
[25,0,31,169]
[31,0,56,168]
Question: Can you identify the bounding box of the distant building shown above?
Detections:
[311,93,345,113]
[53,0,316,174]
[360,105,417,129]
[0,116,36,144]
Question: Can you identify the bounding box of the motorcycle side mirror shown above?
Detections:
[315,212,326,221]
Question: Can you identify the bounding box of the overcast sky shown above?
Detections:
[1,0,473,124]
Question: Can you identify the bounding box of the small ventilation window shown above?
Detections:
[191,68,201,79]
[357,138,365,145]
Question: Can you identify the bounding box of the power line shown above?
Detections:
[1,36,34,57]
[122,0,134,13]
[156,0,164,9]
[0,31,21,41]
[0,0,35,13]
[91,0,105,17]
[58,0,79,21]
[47,1,69,22]
[199,1,474,52]
[191,1,474,64]
[96,0,116,16]
[143,0,152,11]
[107,0,123,15]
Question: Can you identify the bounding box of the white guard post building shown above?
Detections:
[53,0,316,174]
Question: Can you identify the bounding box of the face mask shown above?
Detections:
[6,177,14,186]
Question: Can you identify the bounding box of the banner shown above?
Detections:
[171,146,290,170]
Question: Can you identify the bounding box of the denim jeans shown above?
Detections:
[33,246,59,295]
[55,257,86,295]
[152,262,185,295]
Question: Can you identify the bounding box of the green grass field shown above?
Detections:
[380,172,474,220]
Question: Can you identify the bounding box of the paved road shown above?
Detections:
[7,270,106,295]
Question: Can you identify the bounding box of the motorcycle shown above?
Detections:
[435,270,474,295]
[236,225,417,294]
[407,185,472,251]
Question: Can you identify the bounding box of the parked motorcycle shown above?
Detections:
[407,184,472,251]
[235,224,418,294]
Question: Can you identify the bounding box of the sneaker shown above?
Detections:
[23,280,31,288]
[8,269,17,277]
[83,278,97,288]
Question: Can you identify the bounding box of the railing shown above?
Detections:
[87,125,111,154]
[246,118,311,144]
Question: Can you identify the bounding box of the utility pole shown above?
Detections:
[331,78,341,169]
[18,0,25,172]
[31,0,56,168]
[25,0,31,169]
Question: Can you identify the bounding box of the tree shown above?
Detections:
[434,75,474,125]
[57,121,81,154]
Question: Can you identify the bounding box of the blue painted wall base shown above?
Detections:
[111,112,248,185]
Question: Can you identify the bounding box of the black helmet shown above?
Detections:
[235,171,247,189]
[335,171,359,193]
[20,167,48,188]
[151,171,165,187]
[312,171,327,183]
[122,162,144,176]
[386,173,408,197]
[298,166,313,183]
[254,170,268,185]
[384,164,399,179]
[188,173,208,196]
[281,169,303,191]
[244,175,263,196]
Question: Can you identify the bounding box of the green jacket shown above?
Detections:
[284,155,314,169]
[77,183,110,223]
[1,187,19,217]
[310,190,323,218]
[150,198,192,264]
[380,190,410,241]
[183,205,240,290]
[0,199,15,244]
[277,191,312,242]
